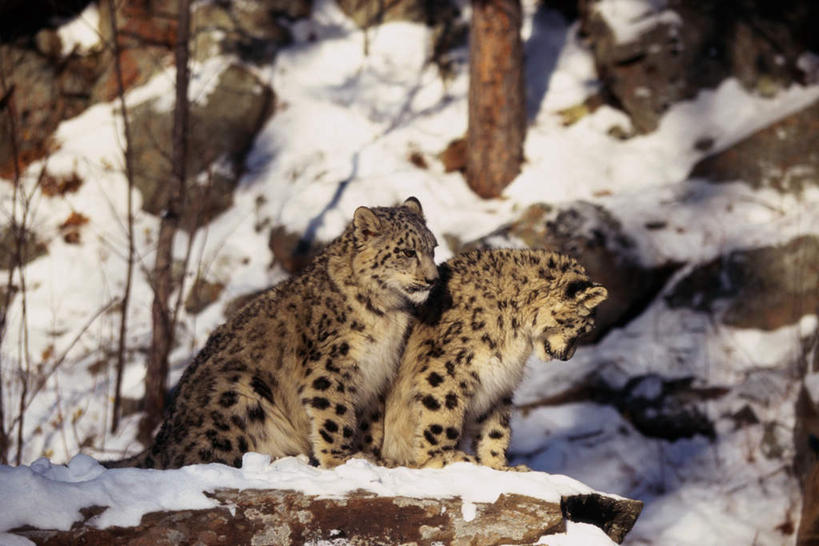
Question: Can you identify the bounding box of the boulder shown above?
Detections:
[579,0,819,133]
[191,1,295,65]
[665,235,819,330]
[183,277,225,315]
[690,97,819,192]
[12,487,642,545]
[0,224,47,270]
[268,225,323,274]
[462,202,680,341]
[0,45,103,178]
[128,63,275,230]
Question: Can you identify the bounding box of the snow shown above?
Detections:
[538,521,617,545]
[0,454,596,539]
[593,0,682,45]
[57,3,102,56]
[1,0,818,544]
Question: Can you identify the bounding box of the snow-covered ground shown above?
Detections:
[0,453,616,545]
[2,0,818,544]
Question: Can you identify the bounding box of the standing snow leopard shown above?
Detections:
[376,248,607,470]
[106,197,438,469]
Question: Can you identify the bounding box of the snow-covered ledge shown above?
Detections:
[1,454,642,545]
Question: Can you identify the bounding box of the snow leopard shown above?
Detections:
[377,248,607,469]
[106,197,438,469]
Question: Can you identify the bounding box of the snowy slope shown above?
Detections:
[1,0,818,544]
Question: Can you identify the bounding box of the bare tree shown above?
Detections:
[107,0,138,435]
[0,61,19,465]
[465,0,526,199]
[140,0,191,444]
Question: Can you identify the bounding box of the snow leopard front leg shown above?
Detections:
[471,397,529,471]
[355,397,386,463]
[300,362,364,468]
[412,385,479,468]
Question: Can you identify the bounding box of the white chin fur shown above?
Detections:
[406,288,431,304]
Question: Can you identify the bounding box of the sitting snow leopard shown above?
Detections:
[106,197,438,469]
[376,248,607,470]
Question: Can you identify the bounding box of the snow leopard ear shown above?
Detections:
[353,206,382,238]
[578,283,608,311]
[402,196,424,218]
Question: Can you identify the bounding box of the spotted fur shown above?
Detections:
[106,197,437,469]
[378,248,607,470]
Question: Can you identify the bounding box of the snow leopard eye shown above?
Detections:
[403,249,417,258]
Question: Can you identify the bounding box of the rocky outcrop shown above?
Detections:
[690,97,819,193]
[579,0,819,133]
[2,0,298,218]
[12,488,642,545]
[666,235,819,330]
[462,201,680,341]
[128,63,275,230]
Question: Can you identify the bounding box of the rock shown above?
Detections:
[690,97,819,192]
[183,278,225,315]
[268,225,323,274]
[579,0,819,133]
[0,47,61,178]
[128,63,275,230]
[463,202,680,341]
[11,487,642,545]
[665,235,819,330]
[0,41,104,177]
[336,0,458,28]
[2,0,293,180]
[562,493,644,544]
[191,1,295,65]
[0,224,47,269]
[519,371,727,442]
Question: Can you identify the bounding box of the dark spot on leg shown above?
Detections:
[251,376,274,404]
[445,392,458,409]
[231,415,247,431]
[324,419,339,433]
[335,404,348,416]
[427,372,444,387]
[248,403,265,423]
[219,391,238,408]
[313,377,332,391]
[212,437,232,452]
[422,395,440,411]
[423,430,438,446]
[310,397,331,410]
[446,427,459,440]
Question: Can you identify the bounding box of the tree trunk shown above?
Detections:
[139,0,190,445]
[466,0,526,199]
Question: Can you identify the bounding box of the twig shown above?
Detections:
[6,298,119,433]
[107,0,138,435]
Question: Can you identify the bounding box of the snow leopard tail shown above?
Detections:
[100,449,150,469]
